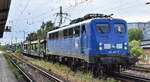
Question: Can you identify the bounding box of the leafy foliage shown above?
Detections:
[26,21,54,41]
[129,40,142,57]
[128,28,144,42]
[26,32,38,41]
[129,40,140,48]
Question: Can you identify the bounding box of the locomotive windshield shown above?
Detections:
[114,23,126,33]
[96,23,110,33]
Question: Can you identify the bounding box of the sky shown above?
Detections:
[0,0,150,44]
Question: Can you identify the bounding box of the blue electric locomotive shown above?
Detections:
[46,14,136,72]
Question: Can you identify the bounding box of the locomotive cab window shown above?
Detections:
[114,23,126,33]
[96,23,110,33]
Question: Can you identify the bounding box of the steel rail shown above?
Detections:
[9,57,34,82]
[11,55,64,82]
[130,66,150,73]
[114,72,150,82]
[26,63,63,82]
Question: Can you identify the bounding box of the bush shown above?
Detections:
[130,47,142,57]
[129,40,143,57]
[128,28,143,42]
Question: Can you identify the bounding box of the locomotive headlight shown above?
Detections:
[99,47,103,50]
[124,42,127,45]
[99,42,102,46]
[124,46,127,50]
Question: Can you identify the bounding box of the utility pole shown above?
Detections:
[56,6,68,26]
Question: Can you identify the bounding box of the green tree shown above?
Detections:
[37,29,43,40]
[26,21,54,41]
[128,28,144,42]
[26,32,38,41]
[129,40,142,57]
[40,21,54,39]
[41,22,45,29]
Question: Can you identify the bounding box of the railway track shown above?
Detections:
[129,66,150,73]
[9,52,150,82]
[113,72,150,82]
[8,55,34,82]
[9,55,65,82]
[25,61,64,82]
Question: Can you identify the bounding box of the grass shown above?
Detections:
[3,53,23,80]
[14,50,22,57]
[30,60,119,82]
[4,50,118,82]
[30,60,51,71]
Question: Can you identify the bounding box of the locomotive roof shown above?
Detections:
[48,18,93,34]
[48,18,125,34]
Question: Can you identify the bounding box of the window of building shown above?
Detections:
[144,54,148,61]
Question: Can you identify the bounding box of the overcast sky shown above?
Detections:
[0,0,150,44]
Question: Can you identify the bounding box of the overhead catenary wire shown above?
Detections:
[11,0,89,22]
[3,0,149,44]
[12,0,146,30]
[20,0,31,15]
[10,0,145,27]
[9,0,90,28]
[102,0,143,13]
[9,0,147,25]
[14,0,31,21]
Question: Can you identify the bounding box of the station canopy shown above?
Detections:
[0,0,11,38]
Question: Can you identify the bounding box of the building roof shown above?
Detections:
[141,40,150,49]
[128,22,147,24]
[0,0,11,38]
